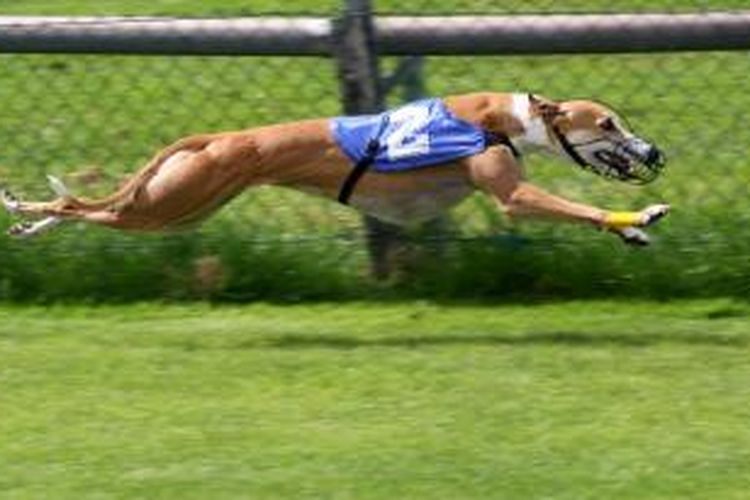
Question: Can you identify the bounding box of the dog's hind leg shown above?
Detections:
[3,133,263,235]
[101,133,265,230]
[2,135,216,218]
[2,174,78,214]
[2,175,111,237]
[7,216,64,238]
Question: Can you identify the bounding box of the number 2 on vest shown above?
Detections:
[385,104,431,160]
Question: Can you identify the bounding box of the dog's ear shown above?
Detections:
[550,112,573,134]
[528,93,561,118]
[529,94,572,132]
[528,93,563,121]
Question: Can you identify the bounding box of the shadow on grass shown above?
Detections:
[226,330,749,351]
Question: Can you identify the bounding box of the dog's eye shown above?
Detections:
[598,117,616,132]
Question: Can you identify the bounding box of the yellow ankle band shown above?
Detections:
[604,212,641,229]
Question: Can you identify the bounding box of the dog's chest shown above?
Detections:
[350,171,474,225]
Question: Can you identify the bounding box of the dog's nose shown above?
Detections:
[626,138,665,167]
[645,145,665,167]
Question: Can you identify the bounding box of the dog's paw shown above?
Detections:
[1,189,20,214]
[7,216,62,238]
[612,226,651,246]
[639,204,670,227]
[7,221,33,237]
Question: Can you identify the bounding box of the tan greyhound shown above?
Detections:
[2,93,668,244]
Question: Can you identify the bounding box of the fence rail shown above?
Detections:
[1,13,749,56]
[376,13,750,54]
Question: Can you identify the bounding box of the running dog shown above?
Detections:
[1,93,669,244]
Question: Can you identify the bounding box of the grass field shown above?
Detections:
[1,3,748,499]
[1,300,749,498]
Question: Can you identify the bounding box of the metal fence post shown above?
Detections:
[333,0,404,280]
[400,57,449,259]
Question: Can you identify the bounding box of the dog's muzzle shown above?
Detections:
[554,128,666,185]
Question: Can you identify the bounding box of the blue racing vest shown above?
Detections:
[331,98,491,173]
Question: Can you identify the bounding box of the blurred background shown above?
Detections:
[0,0,748,302]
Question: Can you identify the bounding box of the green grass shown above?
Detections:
[1,300,750,498]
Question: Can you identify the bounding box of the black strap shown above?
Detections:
[488,132,522,160]
[337,138,380,205]
[551,125,589,168]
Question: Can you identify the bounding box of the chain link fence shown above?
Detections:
[0,1,747,301]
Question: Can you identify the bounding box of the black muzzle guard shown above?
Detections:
[555,125,666,185]
[613,138,666,185]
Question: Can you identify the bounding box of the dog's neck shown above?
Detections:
[510,93,556,153]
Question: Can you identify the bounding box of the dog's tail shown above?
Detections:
[47,175,71,199]
[46,174,90,210]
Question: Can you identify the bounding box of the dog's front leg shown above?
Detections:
[467,146,669,243]
[503,181,670,232]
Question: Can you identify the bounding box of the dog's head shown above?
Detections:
[528,94,666,184]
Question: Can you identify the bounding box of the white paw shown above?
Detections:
[7,216,62,238]
[640,204,670,227]
[615,226,651,246]
[1,189,20,214]
[8,221,33,237]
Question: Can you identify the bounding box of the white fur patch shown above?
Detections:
[511,93,553,151]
